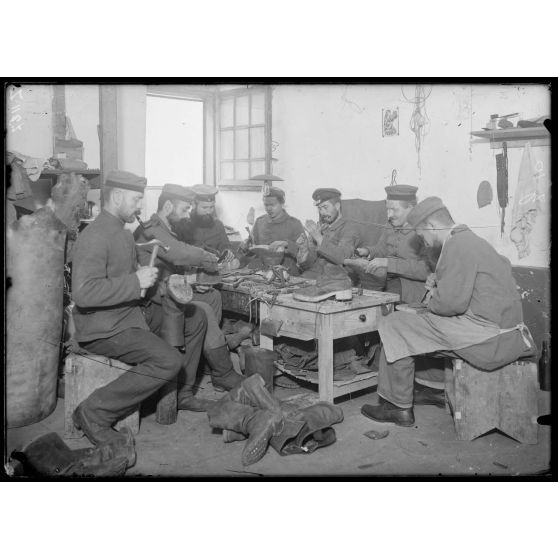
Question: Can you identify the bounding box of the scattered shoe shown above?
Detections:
[361,397,415,427]
[293,277,353,303]
[178,395,216,412]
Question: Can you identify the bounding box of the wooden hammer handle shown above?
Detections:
[140,244,159,298]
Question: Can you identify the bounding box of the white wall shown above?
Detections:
[117,85,147,177]
[218,84,550,267]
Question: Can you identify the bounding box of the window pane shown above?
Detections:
[250,127,265,159]
[235,129,249,159]
[236,95,249,126]
[221,162,234,181]
[250,160,265,177]
[251,92,265,125]
[220,97,234,128]
[235,162,249,180]
[221,130,234,160]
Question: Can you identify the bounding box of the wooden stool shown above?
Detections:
[445,359,539,444]
[64,353,141,439]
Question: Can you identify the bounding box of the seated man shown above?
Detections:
[349,185,432,304]
[135,184,244,398]
[173,184,234,261]
[361,197,536,426]
[70,170,197,465]
[298,187,362,282]
[240,186,305,276]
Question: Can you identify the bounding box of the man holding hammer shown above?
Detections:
[71,170,197,466]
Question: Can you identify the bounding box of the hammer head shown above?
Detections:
[135,239,170,252]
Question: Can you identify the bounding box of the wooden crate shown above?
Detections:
[64,353,140,439]
[445,359,539,444]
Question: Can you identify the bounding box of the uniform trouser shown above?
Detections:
[192,289,222,323]
[78,328,183,427]
[146,301,208,395]
[160,293,225,351]
[377,329,536,409]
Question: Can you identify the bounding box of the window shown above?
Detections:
[216,86,271,188]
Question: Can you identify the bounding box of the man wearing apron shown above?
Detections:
[362,196,536,426]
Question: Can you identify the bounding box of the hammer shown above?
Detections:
[136,239,170,297]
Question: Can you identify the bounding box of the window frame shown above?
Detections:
[215,85,272,191]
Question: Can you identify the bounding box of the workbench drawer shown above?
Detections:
[330,304,391,338]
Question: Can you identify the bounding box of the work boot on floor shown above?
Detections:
[177,393,216,412]
[208,400,284,466]
[72,404,137,466]
[244,348,278,393]
[413,382,446,408]
[361,396,415,427]
[226,324,254,350]
[205,345,244,391]
[293,277,353,302]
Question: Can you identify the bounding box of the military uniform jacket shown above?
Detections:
[252,210,305,275]
[134,213,214,303]
[189,218,231,254]
[72,210,148,343]
[365,223,430,303]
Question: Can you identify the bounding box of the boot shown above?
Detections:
[205,345,244,391]
[221,374,282,442]
[73,403,137,466]
[226,324,254,350]
[208,400,284,466]
[413,382,446,408]
[293,277,353,302]
[244,348,278,393]
[174,347,216,412]
[361,396,415,427]
[18,432,129,477]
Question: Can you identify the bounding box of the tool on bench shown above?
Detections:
[495,141,509,237]
[135,239,170,297]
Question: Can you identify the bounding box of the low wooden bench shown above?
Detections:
[444,358,539,444]
[64,353,141,439]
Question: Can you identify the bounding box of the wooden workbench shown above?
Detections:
[258,289,400,403]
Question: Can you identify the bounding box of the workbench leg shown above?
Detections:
[317,314,334,403]
[258,302,274,350]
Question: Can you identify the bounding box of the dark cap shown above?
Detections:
[312,187,342,205]
[407,196,446,228]
[192,184,218,201]
[263,186,285,201]
[385,184,418,201]
[162,183,195,203]
[104,170,147,193]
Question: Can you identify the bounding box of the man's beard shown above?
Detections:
[191,212,214,228]
[319,211,338,225]
[409,235,443,272]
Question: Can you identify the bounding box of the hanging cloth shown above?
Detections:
[495,142,508,236]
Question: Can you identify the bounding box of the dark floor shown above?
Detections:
[6,373,551,478]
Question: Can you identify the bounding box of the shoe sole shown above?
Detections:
[360,408,414,427]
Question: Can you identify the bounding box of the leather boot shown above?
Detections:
[361,396,415,427]
[221,374,281,442]
[205,345,244,391]
[18,432,129,477]
[413,382,446,408]
[244,348,278,393]
[293,276,353,302]
[208,400,284,466]
[174,347,216,412]
[73,403,137,466]
[225,325,254,350]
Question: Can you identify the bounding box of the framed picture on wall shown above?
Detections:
[382,108,399,137]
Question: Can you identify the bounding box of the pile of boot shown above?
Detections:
[207,374,344,466]
[293,275,353,303]
[10,432,129,478]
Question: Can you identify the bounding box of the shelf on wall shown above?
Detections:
[40,168,101,178]
[470,127,550,149]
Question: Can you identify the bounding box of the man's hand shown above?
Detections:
[365,258,388,274]
[425,272,437,291]
[136,266,159,289]
[201,252,219,273]
[355,247,370,257]
[269,240,288,252]
[304,220,323,245]
[296,232,310,265]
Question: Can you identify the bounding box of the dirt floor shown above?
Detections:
[5,374,551,478]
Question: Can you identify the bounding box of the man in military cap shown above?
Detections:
[240,186,305,276]
[349,184,432,304]
[361,196,536,426]
[298,187,362,280]
[134,184,244,397]
[70,170,187,466]
[173,184,234,260]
